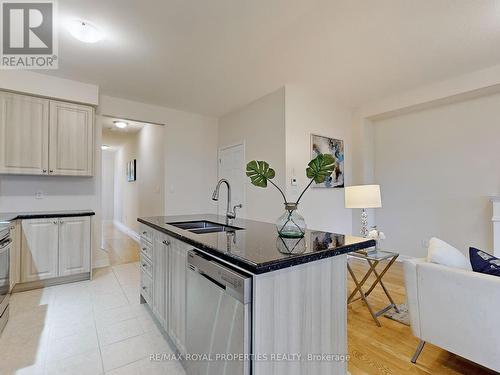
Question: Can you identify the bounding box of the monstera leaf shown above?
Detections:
[306,154,335,184]
[246,160,276,188]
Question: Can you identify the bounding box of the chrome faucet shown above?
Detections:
[212,179,243,220]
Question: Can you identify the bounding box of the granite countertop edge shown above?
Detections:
[0,210,96,222]
[138,216,376,274]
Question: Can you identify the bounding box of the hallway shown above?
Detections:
[102,221,140,266]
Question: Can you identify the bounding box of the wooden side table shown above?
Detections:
[347,250,399,327]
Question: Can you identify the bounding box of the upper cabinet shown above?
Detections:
[0,92,49,175]
[49,101,94,176]
[0,91,94,177]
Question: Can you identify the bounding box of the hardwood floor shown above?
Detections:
[347,257,496,375]
[102,221,140,266]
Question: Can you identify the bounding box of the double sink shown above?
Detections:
[169,220,243,234]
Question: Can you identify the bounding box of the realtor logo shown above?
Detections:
[1,0,58,69]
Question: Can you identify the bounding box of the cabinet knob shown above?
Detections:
[162,240,170,246]
[142,286,147,290]
[53,221,58,225]
[142,231,147,235]
[49,170,54,174]
[42,169,47,173]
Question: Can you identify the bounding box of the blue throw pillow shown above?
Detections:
[469,247,500,277]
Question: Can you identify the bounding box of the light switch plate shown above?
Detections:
[35,191,44,199]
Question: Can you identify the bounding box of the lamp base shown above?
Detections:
[360,208,368,237]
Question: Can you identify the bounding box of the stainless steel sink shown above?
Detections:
[169,220,243,234]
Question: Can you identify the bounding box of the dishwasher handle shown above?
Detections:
[187,250,252,304]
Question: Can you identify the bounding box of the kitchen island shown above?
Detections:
[138,214,374,375]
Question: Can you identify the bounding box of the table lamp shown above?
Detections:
[345,185,382,237]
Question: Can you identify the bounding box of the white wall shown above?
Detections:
[373,93,500,257]
[103,124,165,234]
[285,85,353,234]
[218,88,286,222]
[98,95,219,216]
[101,150,115,221]
[218,86,354,234]
[0,71,99,105]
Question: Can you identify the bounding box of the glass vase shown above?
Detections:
[275,202,306,238]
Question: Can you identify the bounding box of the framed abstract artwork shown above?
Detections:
[127,159,136,182]
[310,134,344,188]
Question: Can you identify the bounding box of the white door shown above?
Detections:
[59,217,91,276]
[218,144,246,219]
[49,100,94,176]
[21,219,59,282]
[0,92,49,175]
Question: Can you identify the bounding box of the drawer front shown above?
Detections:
[140,240,153,260]
[141,273,153,304]
[139,223,153,243]
[140,254,153,278]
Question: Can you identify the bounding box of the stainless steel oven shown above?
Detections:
[0,223,11,334]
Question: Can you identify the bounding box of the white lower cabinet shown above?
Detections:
[20,216,91,283]
[152,232,167,327]
[168,238,188,354]
[58,217,91,276]
[140,228,189,355]
[21,219,59,282]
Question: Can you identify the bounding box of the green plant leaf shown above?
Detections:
[246,160,276,188]
[306,154,335,184]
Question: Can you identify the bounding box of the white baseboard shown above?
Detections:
[113,220,140,243]
[92,256,110,269]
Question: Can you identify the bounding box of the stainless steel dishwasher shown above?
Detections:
[186,250,252,375]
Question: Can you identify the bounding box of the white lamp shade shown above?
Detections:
[345,185,382,209]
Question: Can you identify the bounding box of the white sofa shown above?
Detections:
[404,258,500,372]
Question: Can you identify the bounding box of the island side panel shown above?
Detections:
[252,254,348,375]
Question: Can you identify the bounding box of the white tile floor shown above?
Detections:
[0,262,186,375]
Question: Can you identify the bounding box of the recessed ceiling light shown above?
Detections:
[68,20,103,43]
[114,121,128,129]
[101,145,110,150]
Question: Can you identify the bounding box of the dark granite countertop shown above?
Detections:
[138,214,375,274]
[0,210,95,222]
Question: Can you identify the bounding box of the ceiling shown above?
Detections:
[47,0,500,116]
[101,116,147,134]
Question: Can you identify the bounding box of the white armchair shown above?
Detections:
[404,258,500,372]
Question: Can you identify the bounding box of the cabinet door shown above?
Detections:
[49,101,94,176]
[0,92,49,175]
[9,221,21,290]
[152,232,167,327]
[168,238,188,354]
[21,219,59,282]
[58,217,91,277]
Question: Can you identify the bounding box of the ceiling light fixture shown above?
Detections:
[114,121,128,129]
[68,20,103,43]
[101,145,110,150]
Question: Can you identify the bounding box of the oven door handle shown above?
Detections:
[0,239,12,252]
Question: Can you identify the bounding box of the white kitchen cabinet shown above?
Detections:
[9,221,21,291]
[0,92,49,175]
[0,90,95,177]
[58,217,91,276]
[152,232,167,328]
[20,216,91,283]
[167,237,188,354]
[49,101,94,176]
[140,227,189,355]
[21,219,59,282]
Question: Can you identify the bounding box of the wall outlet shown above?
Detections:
[35,191,44,200]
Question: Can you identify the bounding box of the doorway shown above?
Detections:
[100,116,165,266]
[218,143,246,219]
